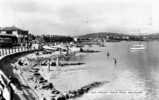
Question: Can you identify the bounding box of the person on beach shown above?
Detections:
[107,52,110,57]
[113,58,117,65]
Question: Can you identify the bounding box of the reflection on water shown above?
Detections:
[53,41,159,100]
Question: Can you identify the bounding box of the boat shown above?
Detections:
[130,44,146,50]
[42,45,57,51]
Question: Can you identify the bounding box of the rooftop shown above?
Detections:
[0,26,27,31]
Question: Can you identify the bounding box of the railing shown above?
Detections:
[0,46,40,100]
[0,46,38,57]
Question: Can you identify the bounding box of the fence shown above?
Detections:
[0,46,38,57]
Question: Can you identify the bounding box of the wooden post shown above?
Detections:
[66,46,69,55]
[48,59,51,72]
[56,56,59,67]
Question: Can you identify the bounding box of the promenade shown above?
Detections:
[0,46,40,100]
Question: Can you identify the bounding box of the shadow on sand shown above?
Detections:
[60,62,85,67]
[80,49,101,53]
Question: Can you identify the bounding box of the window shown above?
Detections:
[6,31,12,34]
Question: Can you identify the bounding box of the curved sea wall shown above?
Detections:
[0,49,40,100]
[0,50,39,77]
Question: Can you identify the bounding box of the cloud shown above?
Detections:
[0,0,155,35]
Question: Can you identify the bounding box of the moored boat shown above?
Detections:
[129,44,146,51]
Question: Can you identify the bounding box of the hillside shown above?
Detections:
[77,32,159,41]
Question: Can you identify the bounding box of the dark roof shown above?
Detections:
[1,26,27,31]
[0,34,17,37]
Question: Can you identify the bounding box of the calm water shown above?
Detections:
[52,41,159,100]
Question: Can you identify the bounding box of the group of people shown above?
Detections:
[106,51,117,65]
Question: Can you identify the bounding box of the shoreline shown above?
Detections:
[0,43,116,100]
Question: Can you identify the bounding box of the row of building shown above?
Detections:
[0,26,30,47]
[0,26,76,48]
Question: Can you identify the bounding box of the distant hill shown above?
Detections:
[77,32,125,39]
[77,32,159,41]
[146,33,159,40]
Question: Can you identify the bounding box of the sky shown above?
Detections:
[0,0,158,35]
